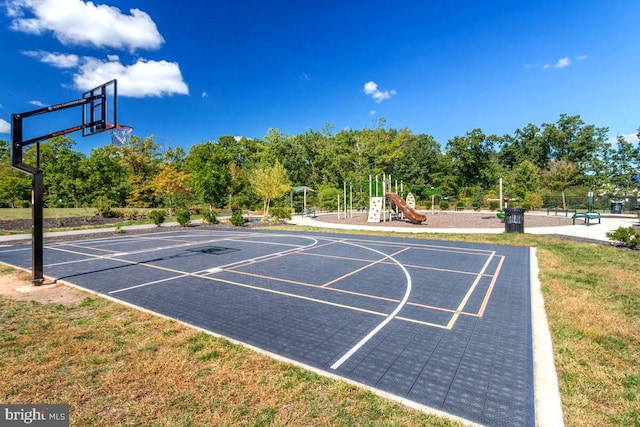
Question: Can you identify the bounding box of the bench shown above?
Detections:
[301,208,316,218]
[455,206,481,212]
[572,212,601,226]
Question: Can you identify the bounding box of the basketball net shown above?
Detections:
[110,125,133,147]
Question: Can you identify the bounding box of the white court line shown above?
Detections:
[109,274,192,294]
[106,236,320,294]
[330,239,413,370]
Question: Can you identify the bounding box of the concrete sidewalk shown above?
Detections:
[288,212,639,243]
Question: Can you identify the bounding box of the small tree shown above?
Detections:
[149,210,166,227]
[248,161,291,217]
[176,209,191,227]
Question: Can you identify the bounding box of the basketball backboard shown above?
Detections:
[82,79,117,137]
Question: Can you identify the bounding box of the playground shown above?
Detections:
[0,226,559,426]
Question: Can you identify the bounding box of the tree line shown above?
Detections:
[1,114,639,213]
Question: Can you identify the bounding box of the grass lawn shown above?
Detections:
[0,207,152,220]
[1,229,638,426]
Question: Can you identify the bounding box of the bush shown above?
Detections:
[606,226,640,250]
[269,207,292,222]
[201,209,219,224]
[318,187,341,211]
[439,200,450,211]
[149,210,166,227]
[176,209,191,227]
[95,198,122,218]
[230,208,245,226]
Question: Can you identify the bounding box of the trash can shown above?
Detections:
[611,201,623,214]
[504,207,526,233]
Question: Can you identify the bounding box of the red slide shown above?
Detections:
[385,192,427,224]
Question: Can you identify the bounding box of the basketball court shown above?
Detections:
[0,227,553,426]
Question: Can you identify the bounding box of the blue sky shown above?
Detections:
[1,0,639,154]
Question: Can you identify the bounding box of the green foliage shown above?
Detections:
[95,198,122,218]
[149,210,166,227]
[229,208,245,226]
[269,207,291,221]
[248,160,291,217]
[201,209,219,224]
[606,227,640,250]
[439,200,450,210]
[523,192,544,211]
[176,209,191,227]
[489,200,500,210]
[318,187,341,211]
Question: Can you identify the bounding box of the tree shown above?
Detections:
[151,164,192,215]
[81,145,130,206]
[542,160,579,209]
[248,161,291,217]
[186,142,232,210]
[0,140,30,207]
[119,135,161,207]
[542,114,609,179]
[445,128,498,196]
[27,137,86,207]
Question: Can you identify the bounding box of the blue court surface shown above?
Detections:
[0,228,536,426]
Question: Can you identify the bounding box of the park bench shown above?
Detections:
[455,206,481,212]
[572,212,601,226]
[302,208,316,218]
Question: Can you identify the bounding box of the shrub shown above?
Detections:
[149,210,166,227]
[201,209,219,224]
[95,198,122,218]
[269,207,292,222]
[318,187,341,211]
[606,226,640,250]
[439,200,450,211]
[230,208,245,226]
[176,209,191,227]
[489,201,500,211]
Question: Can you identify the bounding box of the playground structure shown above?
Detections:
[336,174,426,224]
[10,79,121,284]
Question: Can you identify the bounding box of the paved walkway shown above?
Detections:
[288,212,639,243]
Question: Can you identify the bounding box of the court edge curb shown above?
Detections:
[530,247,565,426]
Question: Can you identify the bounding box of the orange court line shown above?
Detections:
[477,255,506,317]
[320,247,411,288]
[299,251,492,277]
[225,240,339,271]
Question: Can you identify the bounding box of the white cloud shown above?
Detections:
[201,91,208,98]
[301,72,311,81]
[29,100,46,107]
[576,54,588,61]
[23,51,189,98]
[555,57,570,68]
[363,81,396,103]
[609,133,640,144]
[369,110,376,116]
[0,118,10,134]
[23,50,79,68]
[73,56,189,98]
[7,0,163,52]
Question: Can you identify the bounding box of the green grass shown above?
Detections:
[1,226,639,426]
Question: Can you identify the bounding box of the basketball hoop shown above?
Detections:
[109,124,133,147]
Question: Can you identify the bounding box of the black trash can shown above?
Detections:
[504,207,526,233]
[611,201,623,214]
